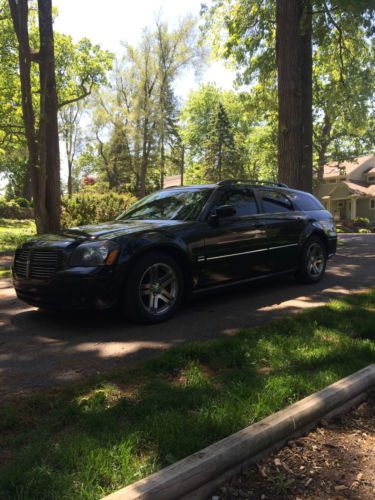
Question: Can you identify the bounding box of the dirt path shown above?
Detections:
[1,234,375,399]
[216,393,375,499]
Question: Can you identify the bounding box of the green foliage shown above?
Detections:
[55,34,113,108]
[0,218,36,254]
[61,192,137,228]
[181,84,277,183]
[358,228,371,234]
[0,289,374,498]
[0,0,114,201]
[13,197,32,208]
[353,216,370,227]
[81,17,201,196]
[204,102,241,181]
[203,0,375,170]
[0,198,33,220]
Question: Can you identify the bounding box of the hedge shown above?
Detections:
[61,192,137,228]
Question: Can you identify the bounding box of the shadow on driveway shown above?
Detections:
[0,234,374,398]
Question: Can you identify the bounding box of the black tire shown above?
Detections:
[122,252,184,324]
[296,236,327,284]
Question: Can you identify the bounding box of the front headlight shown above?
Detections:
[70,241,119,267]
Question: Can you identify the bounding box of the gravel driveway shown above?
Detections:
[1,234,374,399]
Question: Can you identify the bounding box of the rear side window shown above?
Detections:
[289,192,324,211]
[217,189,258,216]
[260,190,294,213]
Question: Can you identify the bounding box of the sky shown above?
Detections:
[53,0,235,99]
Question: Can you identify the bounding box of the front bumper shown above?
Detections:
[327,236,337,257]
[13,267,120,310]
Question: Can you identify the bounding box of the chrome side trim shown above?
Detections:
[269,243,299,251]
[197,243,300,263]
[205,248,267,261]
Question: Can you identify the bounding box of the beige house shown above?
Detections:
[314,155,375,222]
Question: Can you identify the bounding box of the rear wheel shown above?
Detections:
[123,252,184,323]
[296,236,327,283]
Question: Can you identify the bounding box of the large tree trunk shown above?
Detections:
[8,0,60,233]
[276,0,312,192]
[38,0,61,232]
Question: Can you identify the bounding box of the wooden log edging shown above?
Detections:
[103,364,375,500]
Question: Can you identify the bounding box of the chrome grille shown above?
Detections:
[14,248,29,278]
[14,248,61,280]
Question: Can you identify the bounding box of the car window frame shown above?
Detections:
[257,188,296,215]
[205,187,261,220]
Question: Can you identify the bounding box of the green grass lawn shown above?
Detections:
[0,218,36,255]
[0,289,374,500]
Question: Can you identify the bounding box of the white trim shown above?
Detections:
[201,243,299,262]
[269,243,299,251]
[205,248,267,261]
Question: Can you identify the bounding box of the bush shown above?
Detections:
[358,228,371,234]
[61,192,137,228]
[0,198,33,219]
[352,217,371,228]
[14,197,32,208]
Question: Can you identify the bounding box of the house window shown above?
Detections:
[370,199,375,210]
[338,201,344,208]
[327,179,337,184]
[368,176,375,183]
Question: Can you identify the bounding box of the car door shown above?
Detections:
[257,189,306,272]
[199,188,271,286]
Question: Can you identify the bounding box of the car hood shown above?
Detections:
[22,219,187,250]
[69,219,186,239]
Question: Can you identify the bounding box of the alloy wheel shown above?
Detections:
[306,242,325,277]
[139,263,178,315]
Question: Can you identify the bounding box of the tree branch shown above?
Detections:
[58,82,94,109]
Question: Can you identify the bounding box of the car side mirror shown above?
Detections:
[208,204,236,225]
[216,204,236,218]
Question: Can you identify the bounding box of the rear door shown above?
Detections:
[200,188,271,286]
[257,189,306,272]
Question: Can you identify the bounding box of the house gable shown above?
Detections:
[327,182,353,199]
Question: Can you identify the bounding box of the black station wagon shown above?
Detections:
[13,180,337,323]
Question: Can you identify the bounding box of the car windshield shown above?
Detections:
[117,188,213,221]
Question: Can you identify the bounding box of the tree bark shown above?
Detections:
[8,0,60,233]
[38,0,61,232]
[276,0,313,192]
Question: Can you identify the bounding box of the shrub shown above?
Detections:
[61,192,137,228]
[0,198,33,219]
[358,228,371,234]
[14,197,32,208]
[353,217,371,228]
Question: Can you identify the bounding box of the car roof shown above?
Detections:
[163,182,317,198]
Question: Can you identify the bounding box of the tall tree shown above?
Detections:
[276,0,312,191]
[59,102,83,197]
[8,0,60,233]
[84,16,202,196]
[204,102,239,181]
[155,16,201,188]
[203,0,375,189]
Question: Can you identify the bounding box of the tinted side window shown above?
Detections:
[218,189,258,216]
[260,190,294,213]
[289,192,324,211]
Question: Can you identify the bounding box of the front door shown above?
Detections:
[199,188,271,286]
